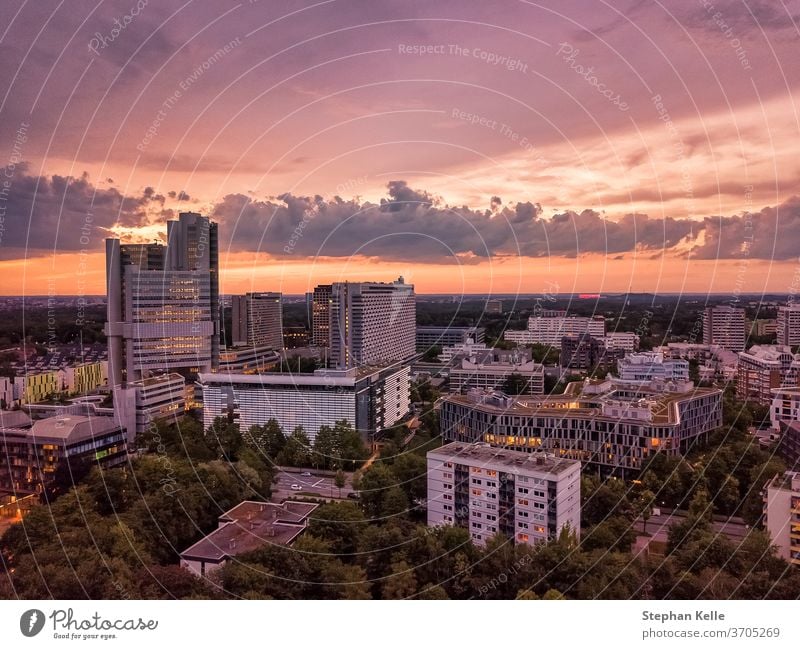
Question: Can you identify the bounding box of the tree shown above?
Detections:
[634,489,656,533]
[501,372,528,395]
[248,419,286,458]
[313,425,338,470]
[276,427,312,467]
[206,417,242,462]
[334,470,346,498]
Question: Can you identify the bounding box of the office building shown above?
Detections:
[114,373,187,442]
[504,313,605,347]
[231,292,283,349]
[427,442,580,547]
[180,500,318,578]
[763,471,800,566]
[703,305,746,352]
[616,351,690,383]
[200,364,410,442]
[749,318,777,339]
[439,378,722,476]
[777,304,800,347]
[218,345,280,373]
[311,284,332,347]
[105,211,220,385]
[737,345,800,405]
[283,326,310,349]
[416,326,485,349]
[330,278,415,369]
[0,415,127,493]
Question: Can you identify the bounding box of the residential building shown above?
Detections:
[283,326,309,349]
[763,471,800,566]
[416,326,485,349]
[439,378,722,476]
[737,345,800,405]
[114,373,187,442]
[105,211,220,385]
[439,339,499,363]
[311,284,332,347]
[703,305,746,351]
[777,304,800,347]
[180,500,318,578]
[617,351,690,383]
[0,377,13,409]
[485,299,503,314]
[749,318,777,339]
[231,292,283,349]
[427,442,580,547]
[200,364,410,442]
[0,415,127,493]
[776,421,800,470]
[560,334,604,370]
[330,278,415,369]
[602,332,639,352]
[449,350,544,395]
[504,313,605,347]
[63,361,107,395]
[14,370,63,404]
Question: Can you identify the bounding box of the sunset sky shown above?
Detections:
[1,0,799,296]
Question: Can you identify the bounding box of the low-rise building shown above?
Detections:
[449,353,544,395]
[439,378,722,477]
[180,500,319,578]
[63,360,107,395]
[0,415,127,493]
[602,332,639,352]
[114,373,187,442]
[218,345,280,373]
[504,313,605,347]
[14,370,63,404]
[617,351,689,383]
[763,471,800,567]
[427,442,580,547]
[200,364,410,442]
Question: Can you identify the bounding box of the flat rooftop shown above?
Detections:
[443,380,721,426]
[429,441,579,475]
[180,500,319,563]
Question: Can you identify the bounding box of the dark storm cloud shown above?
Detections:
[0,164,151,260]
[209,180,800,263]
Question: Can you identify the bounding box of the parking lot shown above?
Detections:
[272,469,355,501]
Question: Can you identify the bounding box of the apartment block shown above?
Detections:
[427,442,581,547]
[200,365,410,442]
[449,351,544,395]
[777,304,800,347]
[416,326,486,349]
[703,305,746,352]
[439,378,722,476]
[231,292,283,349]
[311,284,332,347]
[504,313,605,347]
[14,370,63,404]
[763,471,800,567]
[329,278,415,369]
[617,351,690,383]
[63,361,107,395]
[737,345,800,405]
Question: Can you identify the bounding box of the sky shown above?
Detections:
[1,0,799,296]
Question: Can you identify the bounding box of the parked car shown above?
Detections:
[300,472,312,477]
[347,492,360,500]
[290,484,302,491]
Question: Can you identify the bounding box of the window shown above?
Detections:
[471,478,482,485]
[518,522,529,529]
[518,498,529,506]
[518,533,529,542]
[472,522,482,529]
[518,487,529,494]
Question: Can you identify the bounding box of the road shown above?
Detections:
[637,510,750,544]
[272,469,354,501]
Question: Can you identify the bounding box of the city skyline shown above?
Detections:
[1,2,799,296]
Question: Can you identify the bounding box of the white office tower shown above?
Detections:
[231,292,283,349]
[763,471,800,566]
[777,304,800,347]
[330,278,415,369]
[702,305,746,352]
[427,442,581,547]
[105,212,219,384]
